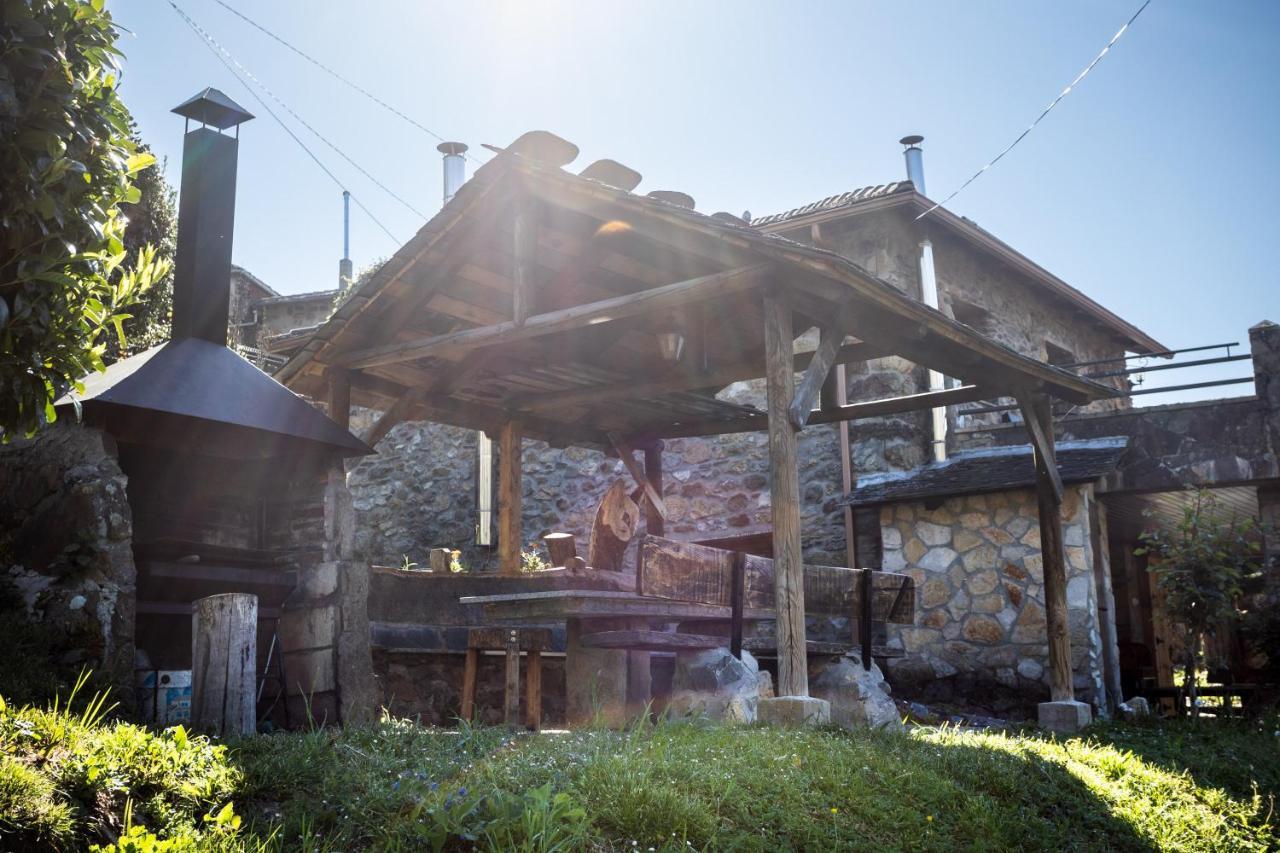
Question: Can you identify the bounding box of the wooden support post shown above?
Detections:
[858,568,873,671]
[191,593,257,737]
[460,648,478,721]
[504,629,521,727]
[1019,393,1074,702]
[763,294,809,698]
[512,202,536,324]
[789,326,842,429]
[643,442,665,536]
[327,368,351,430]
[542,532,577,567]
[498,420,524,575]
[525,650,542,730]
[824,362,858,569]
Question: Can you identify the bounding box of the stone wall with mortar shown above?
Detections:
[878,483,1107,715]
[0,424,136,696]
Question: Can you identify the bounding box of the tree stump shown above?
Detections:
[191,593,257,736]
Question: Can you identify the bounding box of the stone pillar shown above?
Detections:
[1251,320,1280,478]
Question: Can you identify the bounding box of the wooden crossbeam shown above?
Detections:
[788,325,843,429]
[508,341,884,413]
[607,433,667,521]
[339,263,771,370]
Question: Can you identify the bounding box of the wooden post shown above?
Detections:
[498,419,523,575]
[504,629,521,727]
[763,294,809,698]
[460,648,478,721]
[525,649,542,730]
[191,593,257,736]
[643,442,664,536]
[1020,393,1074,702]
[823,362,858,569]
[327,368,351,430]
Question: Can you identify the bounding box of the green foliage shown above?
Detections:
[1136,489,1263,708]
[0,0,171,438]
[521,544,550,573]
[0,682,240,851]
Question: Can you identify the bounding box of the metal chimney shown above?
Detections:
[438,142,468,204]
[900,135,925,195]
[338,190,353,288]
[170,88,253,345]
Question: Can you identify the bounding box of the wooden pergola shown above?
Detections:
[278,131,1113,706]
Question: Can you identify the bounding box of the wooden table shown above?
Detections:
[459,589,760,726]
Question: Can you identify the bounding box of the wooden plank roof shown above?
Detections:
[277,132,1116,450]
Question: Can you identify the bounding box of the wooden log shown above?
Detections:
[543,532,578,567]
[763,294,808,698]
[587,480,639,571]
[191,593,257,737]
[428,548,452,573]
[1024,393,1074,701]
[789,325,843,429]
[497,420,523,575]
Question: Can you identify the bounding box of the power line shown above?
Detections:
[211,0,488,165]
[169,0,430,225]
[918,0,1153,220]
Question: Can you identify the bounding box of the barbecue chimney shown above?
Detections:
[170,88,254,344]
[438,142,468,204]
[900,134,925,196]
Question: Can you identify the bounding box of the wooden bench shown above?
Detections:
[579,536,915,669]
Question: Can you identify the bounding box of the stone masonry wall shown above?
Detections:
[0,423,137,695]
[879,483,1106,715]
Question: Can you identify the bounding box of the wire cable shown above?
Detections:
[918,0,1153,220]
[211,0,488,165]
[169,0,422,237]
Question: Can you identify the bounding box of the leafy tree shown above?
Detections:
[109,138,176,359]
[1135,489,1263,716]
[0,0,169,437]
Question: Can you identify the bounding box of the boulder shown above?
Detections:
[809,658,903,731]
[1118,696,1151,720]
[666,648,760,724]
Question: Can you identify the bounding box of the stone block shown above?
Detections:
[296,561,339,599]
[282,647,337,696]
[279,605,339,652]
[758,695,830,727]
[1118,697,1151,720]
[667,648,760,724]
[1038,700,1091,733]
[809,659,902,731]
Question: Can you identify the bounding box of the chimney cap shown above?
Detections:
[437,141,469,156]
[172,87,254,130]
[899,134,924,148]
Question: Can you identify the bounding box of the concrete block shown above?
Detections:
[758,695,831,727]
[279,605,339,652]
[1037,699,1091,733]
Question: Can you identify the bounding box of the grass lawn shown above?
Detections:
[2,688,1277,851]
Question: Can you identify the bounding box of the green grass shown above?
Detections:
[2,688,1277,852]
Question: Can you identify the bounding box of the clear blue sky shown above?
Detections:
[112,0,1278,403]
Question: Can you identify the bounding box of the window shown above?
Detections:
[949,297,993,336]
[1045,341,1077,368]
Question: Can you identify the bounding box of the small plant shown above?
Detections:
[449,550,467,573]
[521,544,550,573]
[399,555,419,572]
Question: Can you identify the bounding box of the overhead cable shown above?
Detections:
[169,0,420,239]
[918,0,1153,220]
[212,0,488,165]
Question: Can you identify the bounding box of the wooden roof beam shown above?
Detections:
[338,263,772,370]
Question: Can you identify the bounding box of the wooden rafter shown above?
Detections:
[788,325,843,429]
[338,264,771,371]
[607,433,668,521]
